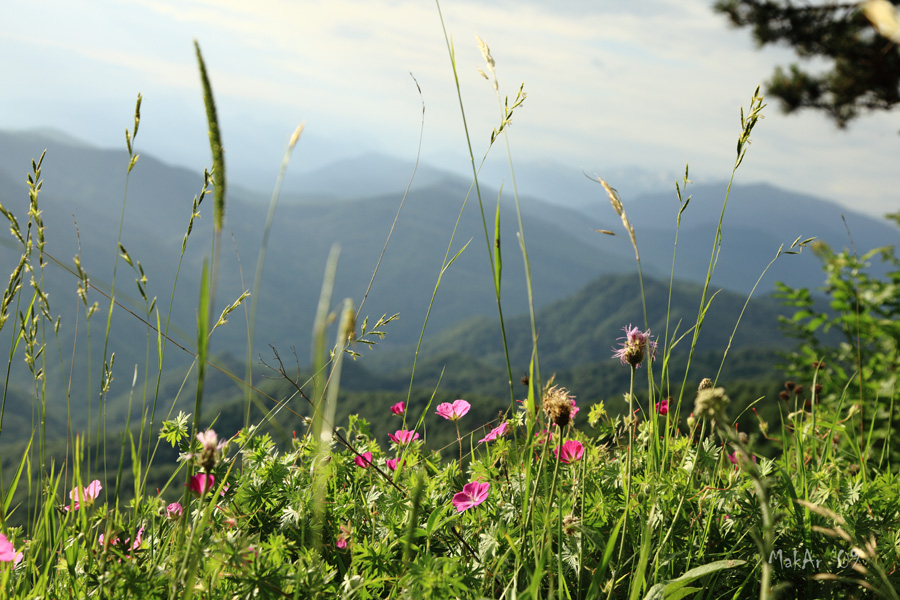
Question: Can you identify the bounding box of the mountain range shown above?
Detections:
[0,127,895,446]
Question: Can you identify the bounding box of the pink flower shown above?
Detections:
[99,526,144,558]
[196,429,225,453]
[354,452,373,468]
[188,473,215,496]
[336,523,352,549]
[452,481,490,512]
[0,534,23,565]
[478,422,509,443]
[385,458,402,471]
[65,479,102,511]
[131,526,144,551]
[656,399,669,415]
[612,324,657,369]
[534,429,554,445]
[728,450,757,470]
[388,429,420,446]
[390,402,405,415]
[553,440,585,464]
[191,429,227,472]
[436,399,471,421]
[166,502,183,519]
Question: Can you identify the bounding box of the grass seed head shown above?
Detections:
[543,385,576,427]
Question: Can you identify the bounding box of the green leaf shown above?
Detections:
[641,559,747,599]
[2,434,33,516]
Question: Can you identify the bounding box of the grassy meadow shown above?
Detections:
[1,15,899,600]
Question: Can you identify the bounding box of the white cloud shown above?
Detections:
[0,0,897,216]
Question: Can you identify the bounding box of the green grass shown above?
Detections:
[0,10,899,599]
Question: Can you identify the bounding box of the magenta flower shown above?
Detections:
[388,429,420,446]
[728,450,757,470]
[0,534,23,565]
[656,399,669,415]
[99,526,144,558]
[336,523,352,549]
[570,399,580,421]
[534,429,554,445]
[390,401,405,415]
[553,440,585,464]
[452,481,490,512]
[131,526,145,551]
[478,422,509,443]
[188,473,215,496]
[166,502,183,519]
[354,452,373,468]
[65,479,102,511]
[612,324,658,369]
[385,457,402,471]
[436,399,471,421]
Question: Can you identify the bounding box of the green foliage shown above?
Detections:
[776,241,900,469]
[714,0,900,126]
[1,12,899,600]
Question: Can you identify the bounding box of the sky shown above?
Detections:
[1,0,898,217]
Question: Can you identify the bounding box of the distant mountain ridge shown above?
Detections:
[364,270,790,376]
[0,127,886,451]
[2,127,895,363]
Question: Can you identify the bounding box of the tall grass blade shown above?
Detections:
[194,41,225,234]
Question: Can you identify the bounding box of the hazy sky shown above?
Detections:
[1,0,898,217]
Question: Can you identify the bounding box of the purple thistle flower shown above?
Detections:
[612,324,657,369]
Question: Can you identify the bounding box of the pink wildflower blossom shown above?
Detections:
[0,534,23,565]
[553,440,585,464]
[65,479,102,512]
[99,526,144,558]
[336,523,352,549]
[188,473,215,497]
[728,450,757,470]
[166,502,183,519]
[354,452,373,468]
[388,429,420,446]
[385,458,403,471]
[390,402,405,415]
[452,481,490,512]
[656,399,669,415]
[612,324,658,369]
[192,429,227,472]
[478,422,509,443]
[534,429,554,445]
[436,399,471,421]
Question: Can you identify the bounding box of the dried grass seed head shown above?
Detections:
[543,385,576,427]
